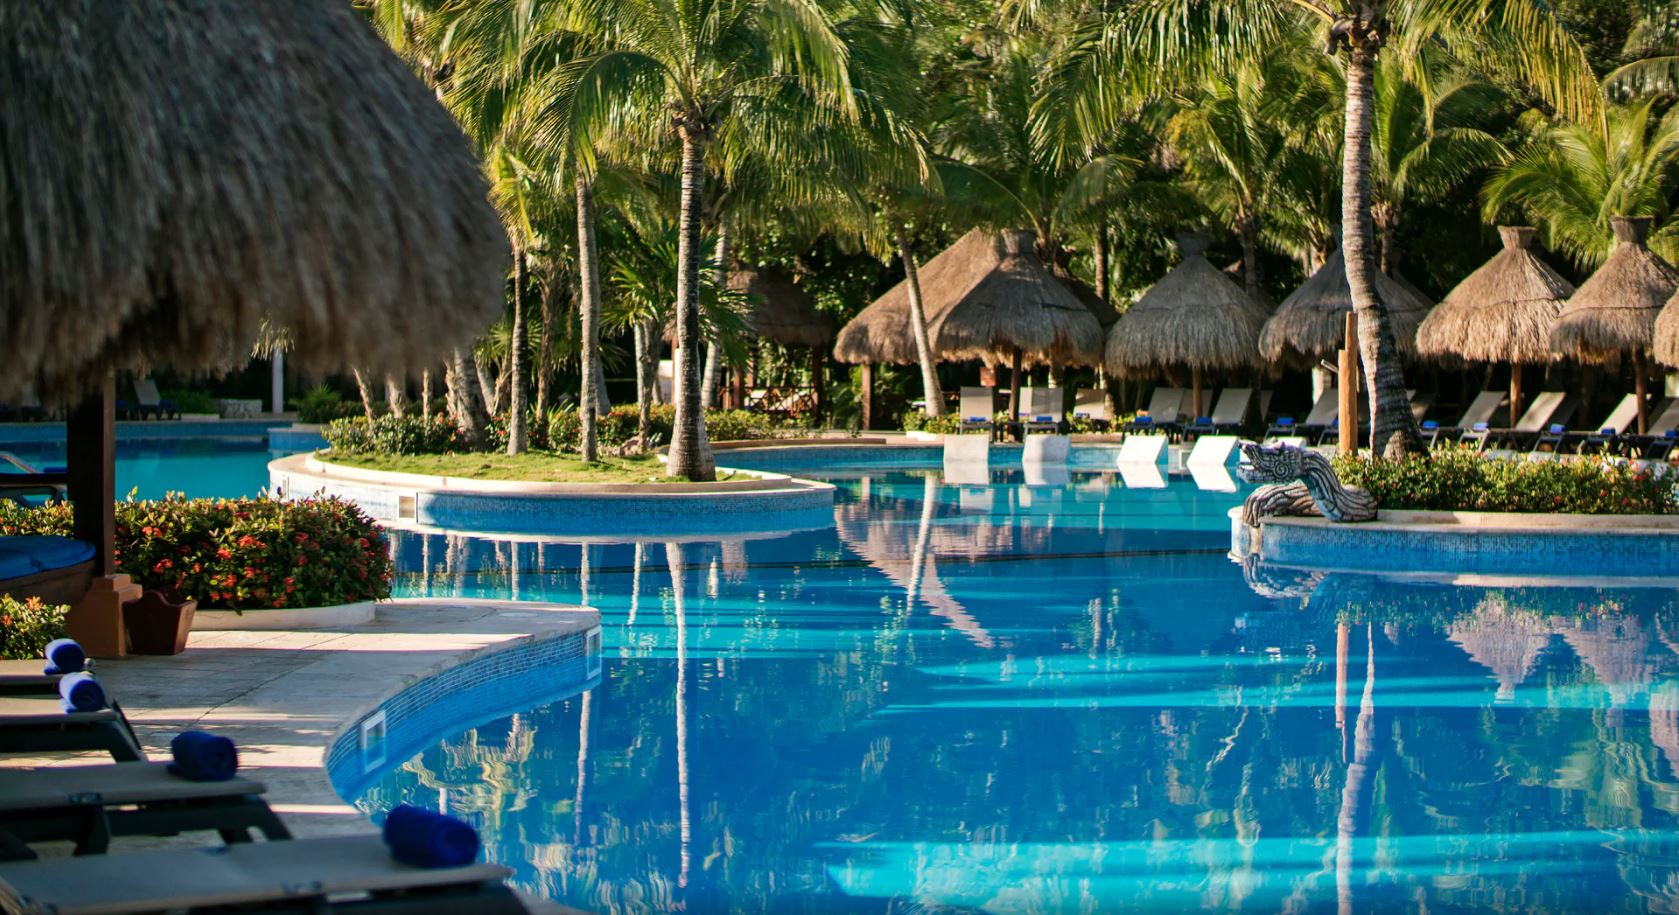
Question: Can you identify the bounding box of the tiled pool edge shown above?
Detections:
[1231,506,1679,577]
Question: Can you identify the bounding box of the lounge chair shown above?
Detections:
[130,378,179,421]
[1125,387,1185,434]
[1533,394,1638,454]
[957,387,996,435]
[1423,390,1507,447]
[0,834,526,914]
[0,536,95,605]
[1072,388,1109,428]
[0,696,145,762]
[0,762,290,859]
[0,453,67,504]
[1020,387,1065,434]
[1488,391,1573,452]
[1293,392,1340,443]
[1624,400,1679,459]
[1577,395,1658,455]
[1207,388,1255,433]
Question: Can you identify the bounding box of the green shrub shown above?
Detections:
[0,596,69,660]
[1331,448,1679,514]
[162,389,218,415]
[0,497,392,611]
[291,385,354,424]
[324,414,465,455]
[902,412,962,434]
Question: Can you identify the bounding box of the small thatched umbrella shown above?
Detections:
[1104,234,1267,416]
[2,2,506,633]
[835,228,1103,419]
[727,267,835,416]
[1416,227,1574,426]
[1551,216,1679,434]
[1259,245,1434,367]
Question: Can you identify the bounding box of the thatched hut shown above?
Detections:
[728,267,835,416]
[1416,227,1574,425]
[1258,245,1433,367]
[2,1,506,640]
[834,228,1104,419]
[1550,217,1679,433]
[1104,234,1267,416]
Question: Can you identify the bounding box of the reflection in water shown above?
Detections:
[359,469,1679,912]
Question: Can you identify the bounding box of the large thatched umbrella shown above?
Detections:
[728,267,835,416]
[1259,245,1433,367]
[1416,227,1574,426]
[1104,234,1267,417]
[2,2,506,635]
[1551,216,1679,434]
[834,228,1104,420]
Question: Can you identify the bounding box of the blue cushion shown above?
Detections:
[1195,416,1211,426]
[0,536,95,581]
[1472,422,1488,432]
[1276,417,1295,427]
[1033,415,1053,423]
[1600,427,1616,436]
[1548,424,1565,434]
[1134,416,1153,426]
[1665,430,1677,439]
[1422,420,1439,430]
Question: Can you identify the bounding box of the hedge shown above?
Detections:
[0,596,69,660]
[326,405,803,457]
[0,497,392,611]
[1330,448,1679,514]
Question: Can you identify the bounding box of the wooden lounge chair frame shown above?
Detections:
[0,697,145,762]
[0,834,524,915]
[0,762,291,860]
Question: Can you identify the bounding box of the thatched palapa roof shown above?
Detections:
[1551,217,1679,362]
[1416,227,1574,365]
[1105,234,1267,376]
[833,228,1105,367]
[1258,244,1433,366]
[0,1,509,402]
[729,268,835,349]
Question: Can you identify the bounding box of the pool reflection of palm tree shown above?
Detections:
[1336,624,1383,915]
[665,541,693,891]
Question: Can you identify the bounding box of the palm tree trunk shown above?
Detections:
[1342,46,1422,457]
[536,271,556,417]
[1094,223,1111,304]
[576,176,603,462]
[895,223,943,418]
[635,320,656,444]
[384,376,406,418]
[352,369,377,421]
[475,352,499,416]
[668,124,716,480]
[420,370,432,421]
[701,223,729,410]
[506,248,529,454]
[448,348,488,448]
[1236,212,1263,302]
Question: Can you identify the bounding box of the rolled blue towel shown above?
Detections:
[58,672,105,713]
[168,731,239,782]
[43,638,86,675]
[383,805,480,868]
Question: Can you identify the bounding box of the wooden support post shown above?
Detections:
[1635,350,1650,434]
[1338,313,1359,456]
[65,376,139,657]
[1191,366,1204,419]
[859,363,874,431]
[1508,364,1523,429]
[1008,347,1023,422]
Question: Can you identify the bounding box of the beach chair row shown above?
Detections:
[955,386,1113,434]
[0,646,525,915]
[1125,387,1265,440]
[1420,391,1679,456]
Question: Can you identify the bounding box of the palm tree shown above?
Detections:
[557,0,860,480]
[1484,98,1679,267]
[1046,0,1598,456]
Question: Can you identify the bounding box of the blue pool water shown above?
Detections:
[333,465,1679,913]
[3,438,279,500]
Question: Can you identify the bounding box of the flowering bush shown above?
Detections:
[0,595,69,660]
[1331,448,1679,514]
[324,413,467,455]
[0,497,392,611]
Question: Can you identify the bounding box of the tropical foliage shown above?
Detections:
[1332,448,1679,513]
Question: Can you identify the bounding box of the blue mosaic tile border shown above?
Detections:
[268,426,328,453]
[326,625,601,801]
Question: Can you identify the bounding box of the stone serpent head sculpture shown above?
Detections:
[1237,442,1377,526]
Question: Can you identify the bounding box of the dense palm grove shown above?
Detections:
[355,0,1676,479]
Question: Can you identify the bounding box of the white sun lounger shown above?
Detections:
[958,386,996,434]
[1117,435,1168,465]
[0,762,289,856]
[1020,387,1064,433]
[1072,388,1109,424]
[0,834,524,915]
[1186,435,1240,468]
[1207,388,1254,431]
[1141,387,1187,425]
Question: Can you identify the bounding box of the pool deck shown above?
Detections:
[2,598,597,912]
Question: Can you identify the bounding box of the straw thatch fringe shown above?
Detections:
[1258,246,1432,366]
[1416,227,1573,365]
[834,228,1105,367]
[1552,217,1679,363]
[0,1,508,403]
[1105,234,1267,376]
[730,268,835,349]
[1655,290,1679,367]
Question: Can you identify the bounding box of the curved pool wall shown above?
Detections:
[1232,507,1679,578]
[269,453,836,537]
[326,622,603,803]
[714,441,1181,474]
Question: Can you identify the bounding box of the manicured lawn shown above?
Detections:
[322,451,708,484]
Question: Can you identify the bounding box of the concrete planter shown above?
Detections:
[192,600,380,631]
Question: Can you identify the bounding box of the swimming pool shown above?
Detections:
[3,438,281,500]
[349,464,1679,913]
